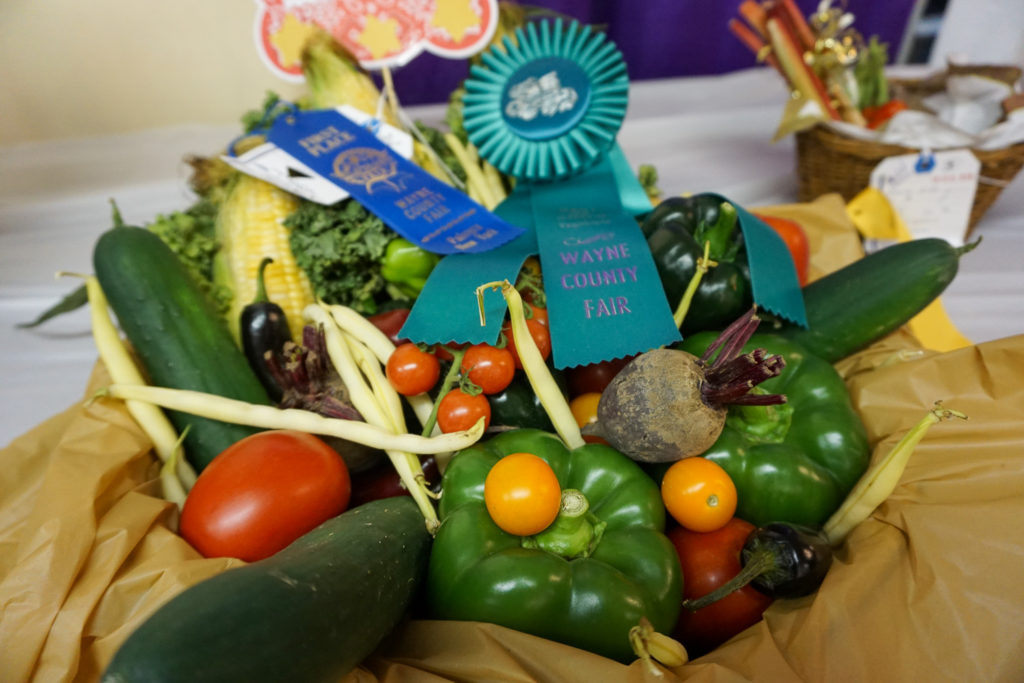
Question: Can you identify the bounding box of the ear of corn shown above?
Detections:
[214,174,315,343]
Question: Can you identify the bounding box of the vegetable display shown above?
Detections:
[428,429,682,663]
[674,331,870,527]
[51,23,977,680]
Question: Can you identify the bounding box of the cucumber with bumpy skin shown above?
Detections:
[775,237,977,363]
[101,497,431,683]
[93,223,271,470]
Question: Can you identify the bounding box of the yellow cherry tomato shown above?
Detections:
[570,392,608,445]
[661,457,738,532]
[569,392,601,428]
[484,452,561,536]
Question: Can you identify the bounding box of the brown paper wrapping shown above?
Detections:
[2,195,1023,682]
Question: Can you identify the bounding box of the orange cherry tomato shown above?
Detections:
[386,342,440,396]
[484,452,562,536]
[661,457,738,532]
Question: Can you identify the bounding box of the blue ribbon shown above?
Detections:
[266,109,525,255]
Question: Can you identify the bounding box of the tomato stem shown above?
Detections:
[420,346,466,438]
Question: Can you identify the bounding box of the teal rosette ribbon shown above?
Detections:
[402,19,681,368]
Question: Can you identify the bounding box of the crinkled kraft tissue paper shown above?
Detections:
[1,195,1023,682]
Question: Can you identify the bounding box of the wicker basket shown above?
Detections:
[794,67,1024,236]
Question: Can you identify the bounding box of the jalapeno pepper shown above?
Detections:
[641,194,752,335]
[428,429,682,662]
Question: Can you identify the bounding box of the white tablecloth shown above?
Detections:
[2,67,1022,447]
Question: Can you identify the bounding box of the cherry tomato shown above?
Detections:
[661,457,737,532]
[502,316,551,370]
[461,343,515,394]
[386,342,440,396]
[569,392,607,445]
[366,308,411,346]
[754,213,811,287]
[437,388,491,433]
[566,355,635,398]
[179,430,351,562]
[484,452,561,536]
[669,517,774,657]
[528,303,549,327]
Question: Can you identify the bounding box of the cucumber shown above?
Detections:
[101,497,431,683]
[775,237,977,363]
[93,225,271,470]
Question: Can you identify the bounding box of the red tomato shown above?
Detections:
[437,388,491,433]
[566,355,635,398]
[179,430,351,562]
[366,308,411,346]
[755,213,811,286]
[502,317,551,370]
[386,342,440,396]
[461,343,516,394]
[668,518,774,657]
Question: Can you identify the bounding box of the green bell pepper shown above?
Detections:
[428,429,682,662]
[380,237,440,299]
[641,194,752,335]
[673,332,870,527]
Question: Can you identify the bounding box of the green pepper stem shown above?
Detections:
[253,257,273,304]
[523,489,605,559]
[695,202,738,262]
[682,548,777,612]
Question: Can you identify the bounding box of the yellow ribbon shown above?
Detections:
[846,188,972,352]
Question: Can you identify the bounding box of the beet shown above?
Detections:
[590,309,787,463]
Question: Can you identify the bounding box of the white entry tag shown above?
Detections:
[869,149,981,246]
[221,105,414,205]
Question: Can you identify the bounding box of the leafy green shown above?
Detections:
[148,199,232,314]
[444,85,468,143]
[285,198,397,314]
[855,37,891,110]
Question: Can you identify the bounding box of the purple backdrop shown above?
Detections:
[384,0,918,105]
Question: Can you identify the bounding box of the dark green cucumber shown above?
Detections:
[101,497,431,683]
[93,225,271,470]
[774,237,977,363]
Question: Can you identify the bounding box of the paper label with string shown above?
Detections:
[223,105,413,205]
[264,107,525,255]
[870,149,980,246]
